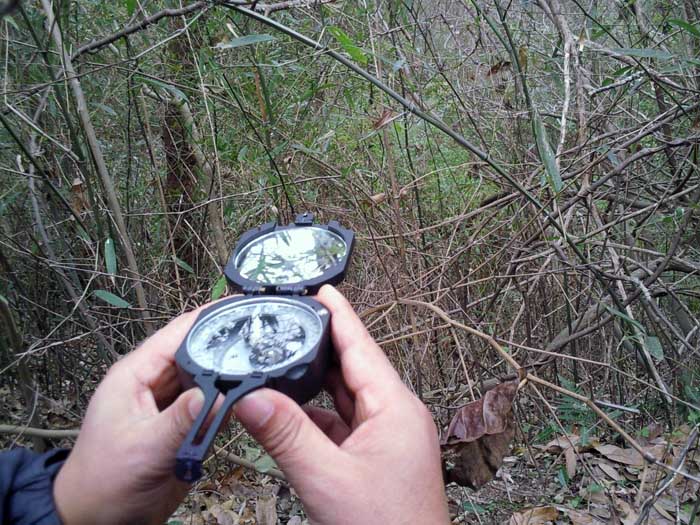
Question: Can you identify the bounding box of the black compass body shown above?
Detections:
[174,213,354,481]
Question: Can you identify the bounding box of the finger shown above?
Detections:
[303,406,351,445]
[233,389,339,483]
[316,285,404,399]
[123,296,239,397]
[153,388,225,455]
[324,367,355,426]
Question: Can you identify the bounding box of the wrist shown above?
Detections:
[53,457,97,525]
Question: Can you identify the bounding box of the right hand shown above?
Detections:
[233,285,450,525]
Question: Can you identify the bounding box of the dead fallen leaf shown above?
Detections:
[539,434,580,453]
[209,504,237,525]
[615,497,640,525]
[255,494,277,525]
[509,506,558,524]
[564,508,605,525]
[565,447,577,479]
[596,461,623,481]
[442,381,518,489]
[442,381,518,445]
[594,444,644,467]
[373,109,397,130]
[486,60,512,77]
[368,192,386,205]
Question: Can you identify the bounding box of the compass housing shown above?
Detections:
[175,295,331,406]
[174,213,354,482]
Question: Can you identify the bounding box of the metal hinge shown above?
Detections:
[275,284,308,295]
[294,212,314,226]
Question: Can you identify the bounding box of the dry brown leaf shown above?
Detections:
[209,504,237,525]
[615,497,640,525]
[442,381,518,489]
[597,461,623,481]
[71,177,89,214]
[442,381,518,445]
[539,434,580,452]
[509,506,558,524]
[368,192,386,205]
[486,60,512,76]
[255,494,277,525]
[565,447,577,479]
[594,444,644,467]
[564,508,605,525]
[373,109,397,129]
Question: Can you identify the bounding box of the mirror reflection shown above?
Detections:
[236,227,347,285]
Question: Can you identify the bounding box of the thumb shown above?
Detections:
[156,387,205,453]
[233,389,338,481]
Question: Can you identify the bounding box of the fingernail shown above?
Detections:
[234,390,275,430]
[187,388,205,420]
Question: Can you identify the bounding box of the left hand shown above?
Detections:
[53,309,210,525]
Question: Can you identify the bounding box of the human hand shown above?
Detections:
[53,308,208,525]
[233,285,450,525]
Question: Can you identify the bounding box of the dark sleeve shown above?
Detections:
[0,448,69,525]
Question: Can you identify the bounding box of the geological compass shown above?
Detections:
[174,213,354,481]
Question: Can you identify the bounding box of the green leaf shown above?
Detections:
[462,502,486,514]
[211,274,227,301]
[668,19,700,38]
[173,256,194,274]
[588,482,603,493]
[76,225,91,242]
[532,110,562,192]
[253,454,277,473]
[603,304,645,332]
[4,16,20,32]
[216,34,276,49]
[609,47,675,60]
[392,58,406,72]
[95,103,117,117]
[327,26,368,65]
[645,335,664,361]
[125,0,136,16]
[104,238,117,276]
[139,76,188,101]
[94,290,130,309]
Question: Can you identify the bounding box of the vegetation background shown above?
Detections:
[0,0,698,523]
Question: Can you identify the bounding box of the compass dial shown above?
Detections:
[186,298,323,375]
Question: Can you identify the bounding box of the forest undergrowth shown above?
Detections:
[1,0,699,523]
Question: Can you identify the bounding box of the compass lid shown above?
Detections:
[224,213,354,295]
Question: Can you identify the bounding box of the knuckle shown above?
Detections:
[262,411,304,459]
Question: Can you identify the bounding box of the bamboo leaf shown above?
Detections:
[139,76,188,101]
[532,110,562,192]
[645,336,664,361]
[216,34,276,49]
[104,238,117,276]
[174,256,194,274]
[603,304,645,332]
[608,47,675,60]
[125,0,136,16]
[327,26,368,65]
[94,290,130,308]
[253,454,277,473]
[668,19,700,38]
[211,274,227,301]
[95,103,117,117]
